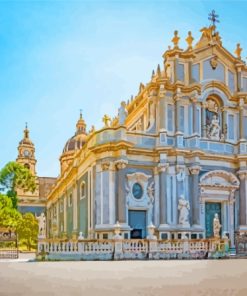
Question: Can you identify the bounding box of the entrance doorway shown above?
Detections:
[128,210,146,239]
[205,202,221,238]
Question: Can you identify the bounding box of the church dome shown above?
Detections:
[62,112,87,153]
[19,124,34,146]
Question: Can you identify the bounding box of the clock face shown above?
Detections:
[23,150,30,157]
[132,183,143,200]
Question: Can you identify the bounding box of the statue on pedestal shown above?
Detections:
[213,213,221,238]
[178,195,190,227]
[118,101,128,125]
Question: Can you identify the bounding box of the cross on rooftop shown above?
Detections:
[208,10,219,27]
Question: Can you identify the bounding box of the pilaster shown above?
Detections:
[189,165,201,228]
[158,162,169,227]
[238,170,247,232]
[115,159,128,224]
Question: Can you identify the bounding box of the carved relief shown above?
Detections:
[115,159,128,170]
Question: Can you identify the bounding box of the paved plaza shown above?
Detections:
[0,258,247,295]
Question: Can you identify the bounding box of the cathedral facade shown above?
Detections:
[45,24,247,249]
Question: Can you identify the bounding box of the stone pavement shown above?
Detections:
[0,259,247,295]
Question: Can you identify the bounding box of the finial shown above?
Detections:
[156,64,161,77]
[235,43,242,59]
[172,30,180,49]
[139,83,144,94]
[79,109,83,119]
[151,70,155,79]
[102,114,111,127]
[24,122,29,138]
[186,31,194,50]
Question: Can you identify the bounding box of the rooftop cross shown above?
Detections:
[208,10,219,27]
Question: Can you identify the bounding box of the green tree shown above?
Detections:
[0,194,21,228]
[0,162,36,208]
[17,213,38,251]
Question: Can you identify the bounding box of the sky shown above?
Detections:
[0,0,247,177]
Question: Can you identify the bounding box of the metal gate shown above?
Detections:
[0,228,18,259]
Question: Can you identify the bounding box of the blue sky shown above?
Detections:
[0,0,246,177]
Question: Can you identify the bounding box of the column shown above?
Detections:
[191,97,198,134]
[239,99,245,140]
[63,193,67,237]
[229,191,236,247]
[101,161,111,225]
[189,166,201,227]
[72,182,78,237]
[115,159,128,224]
[221,107,228,139]
[158,163,169,226]
[238,171,247,229]
[201,102,207,138]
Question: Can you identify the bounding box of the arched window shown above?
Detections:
[24,163,30,170]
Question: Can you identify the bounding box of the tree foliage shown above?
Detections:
[17,213,38,251]
[0,162,36,208]
[0,194,21,228]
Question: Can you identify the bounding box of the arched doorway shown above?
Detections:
[200,170,239,246]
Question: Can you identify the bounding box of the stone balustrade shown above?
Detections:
[37,238,230,261]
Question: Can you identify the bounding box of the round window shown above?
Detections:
[132,183,143,199]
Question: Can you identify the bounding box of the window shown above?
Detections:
[228,70,235,92]
[24,163,30,170]
[80,182,86,199]
[161,233,168,240]
[179,106,185,133]
[228,114,234,140]
[177,63,184,82]
[132,183,143,200]
[102,233,108,239]
[244,117,247,139]
[68,193,73,207]
[192,64,200,83]
[167,104,174,132]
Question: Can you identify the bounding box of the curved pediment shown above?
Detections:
[200,170,240,188]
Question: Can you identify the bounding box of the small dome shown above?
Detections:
[62,111,87,153]
[19,123,34,146]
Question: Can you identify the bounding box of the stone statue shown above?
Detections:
[36,212,46,238]
[118,101,128,125]
[207,114,220,140]
[213,213,221,238]
[178,195,190,227]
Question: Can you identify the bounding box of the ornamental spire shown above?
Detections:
[76,109,86,135]
[24,122,29,139]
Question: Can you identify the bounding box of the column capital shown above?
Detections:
[101,160,111,171]
[158,162,169,173]
[190,96,198,104]
[115,159,128,170]
[189,165,201,175]
[237,170,247,180]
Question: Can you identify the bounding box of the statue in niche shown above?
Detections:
[36,212,46,237]
[213,213,221,238]
[178,195,190,227]
[118,101,128,125]
[207,114,221,140]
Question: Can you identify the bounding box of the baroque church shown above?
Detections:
[21,22,247,250]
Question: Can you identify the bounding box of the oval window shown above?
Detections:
[132,183,143,199]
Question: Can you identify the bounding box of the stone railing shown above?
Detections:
[37,238,229,261]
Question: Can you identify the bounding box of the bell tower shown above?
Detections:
[16,123,37,175]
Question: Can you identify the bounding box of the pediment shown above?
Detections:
[200,170,240,188]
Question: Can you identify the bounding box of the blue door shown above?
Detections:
[128,210,146,239]
[205,202,221,238]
